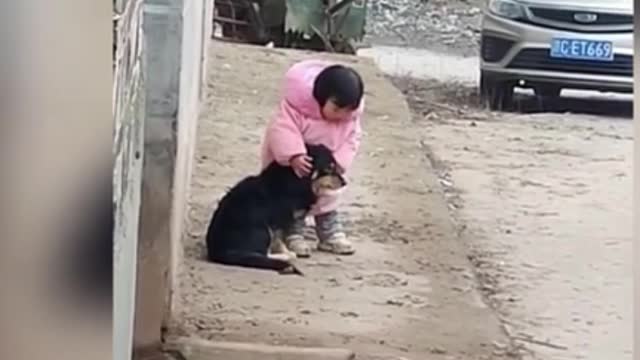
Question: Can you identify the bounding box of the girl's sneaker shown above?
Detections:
[315,211,355,255]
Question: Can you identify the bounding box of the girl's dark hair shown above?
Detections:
[312,65,364,110]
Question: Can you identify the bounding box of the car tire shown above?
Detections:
[534,85,562,98]
[480,72,514,111]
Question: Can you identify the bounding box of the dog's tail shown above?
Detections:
[210,251,302,275]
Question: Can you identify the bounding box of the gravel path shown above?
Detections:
[365,0,485,56]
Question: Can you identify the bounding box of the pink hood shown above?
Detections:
[282,59,334,119]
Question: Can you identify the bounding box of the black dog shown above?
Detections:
[205,144,346,274]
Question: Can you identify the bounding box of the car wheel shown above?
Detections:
[480,72,514,111]
[534,85,562,98]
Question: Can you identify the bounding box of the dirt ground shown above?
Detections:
[171,41,519,360]
[394,78,633,360]
[365,0,485,57]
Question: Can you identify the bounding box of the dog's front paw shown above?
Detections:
[279,264,304,276]
[284,250,298,261]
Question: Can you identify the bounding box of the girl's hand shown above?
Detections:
[290,154,313,178]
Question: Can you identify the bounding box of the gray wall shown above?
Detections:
[133,0,213,356]
[113,0,146,358]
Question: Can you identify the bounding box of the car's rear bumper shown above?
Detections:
[480,12,633,92]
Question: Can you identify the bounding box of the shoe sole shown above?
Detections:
[317,245,355,255]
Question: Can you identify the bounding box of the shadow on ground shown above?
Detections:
[513,91,633,118]
[392,76,633,119]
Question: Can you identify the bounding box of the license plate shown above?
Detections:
[550,38,614,62]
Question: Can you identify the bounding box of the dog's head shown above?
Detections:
[305,144,347,196]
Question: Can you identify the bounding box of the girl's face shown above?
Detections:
[321,99,355,122]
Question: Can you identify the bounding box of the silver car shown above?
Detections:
[479,0,633,110]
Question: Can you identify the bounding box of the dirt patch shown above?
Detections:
[171,41,518,360]
[391,77,483,115]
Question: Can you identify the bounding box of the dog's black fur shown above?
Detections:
[205,144,345,273]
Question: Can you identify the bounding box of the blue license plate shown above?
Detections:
[550,38,614,62]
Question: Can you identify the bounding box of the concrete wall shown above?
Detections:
[133,0,213,356]
[170,0,214,320]
[113,0,146,358]
[134,2,180,354]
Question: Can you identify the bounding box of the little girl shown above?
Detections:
[260,59,365,257]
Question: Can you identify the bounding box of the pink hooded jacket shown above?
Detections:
[261,59,364,214]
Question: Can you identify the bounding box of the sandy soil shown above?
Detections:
[171,41,518,360]
[394,78,633,360]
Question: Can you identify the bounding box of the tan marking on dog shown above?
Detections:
[312,174,345,196]
[268,228,297,259]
